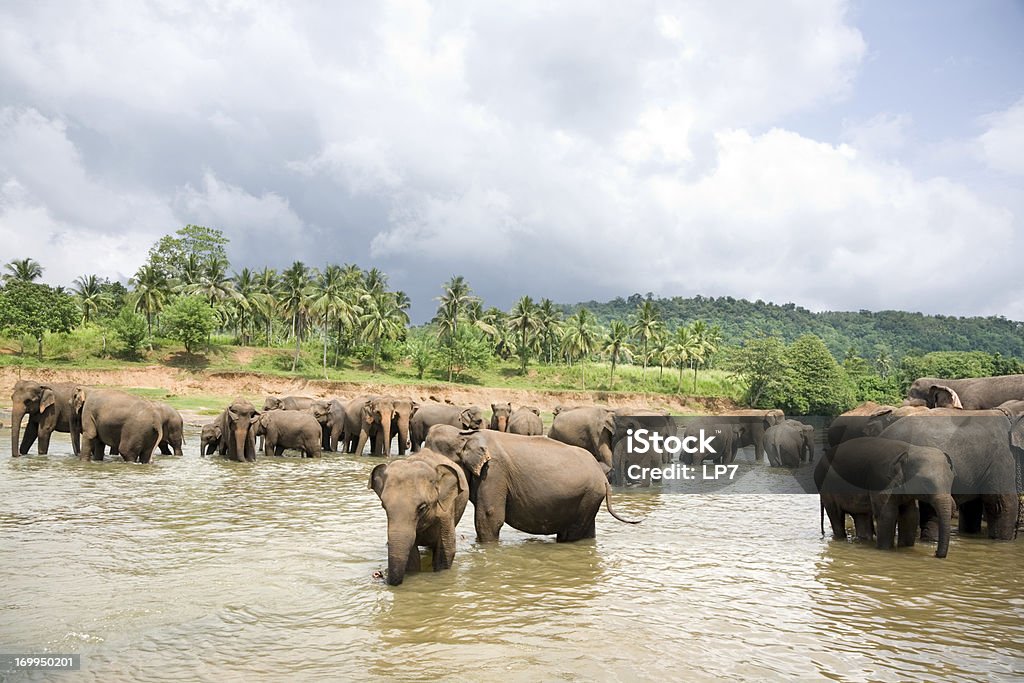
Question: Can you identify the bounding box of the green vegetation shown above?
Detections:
[3,225,1022,416]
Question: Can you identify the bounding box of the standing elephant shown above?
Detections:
[262,395,315,412]
[878,407,1024,541]
[676,417,740,466]
[424,425,640,542]
[388,397,418,456]
[907,374,1024,410]
[200,421,222,456]
[10,380,80,457]
[763,420,814,467]
[732,409,785,461]
[253,410,322,458]
[817,437,955,557]
[154,402,185,456]
[369,448,468,586]
[547,406,616,473]
[827,402,899,448]
[507,406,543,436]
[408,403,485,452]
[343,396,402,456]
[310,398,346,451]
[216,399,260,462]
[489,402,512,431]
[72,387,164,464]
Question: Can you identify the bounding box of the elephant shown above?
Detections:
[369,448,468,586]
[489,402,512,431]
[200,421,222,456]
[906,374,1024,410]
[827,402,899,448]
[507,406,543,436]
[547,406,616,473]
[676,417,741,466]
[612,409,678,484]
[216,399,260,462]
[817,436,955,557]
[763,419,814,467]
[253,410,322,458]
[154,402,185,456]
[310,398,346,451]
[262,395,315,412]
[731,409,785,461]
[424,425,640,542]
[10,380,80,457]
[71,387,164,463]
[343,395,402,456]
[408,403,485,452]
[878,406,1024,541]
[387,397,418,456]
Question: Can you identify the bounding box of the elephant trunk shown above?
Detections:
[395,417,410,455]
[232,423,249,462]
[497,415,508,432]
[386,525,417,586]
[377,420,393,456]
[933,494,953,559]
[11,406,25,457]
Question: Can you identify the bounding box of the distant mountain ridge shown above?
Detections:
[561,294,1024,359]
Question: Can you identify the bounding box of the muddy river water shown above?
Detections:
[1,426,1022,681]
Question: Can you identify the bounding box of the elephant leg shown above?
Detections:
[824,498,847,539]
[275,445,285,457]
[473,489,506,543]
[159,442,172,455]
[897,501,919,547]
[406,547,422,574]
[984,494,1018,540]
[354,429,370,456]
[80,435,95,461]
[959,498,984,534]
[173,439,183,457]
[36,428,53,455]
[852,513,873,540]
[874,501,897,550]
[557,516,597,542]
[330,426,341,453]
[20,420,39,455]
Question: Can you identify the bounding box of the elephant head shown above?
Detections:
[365,397,397,455]
[369,452,465,586]
[490,402,512,431]
[220,399,259,462]
[524,406,541,417]
[928,385,963,409]
[390,398,418,455]
[200,422,222,455]
[459,406,485,430]
[425,425,490,476]
[262,397,283,411]
[310,399,332,424]
[10,380,58,457]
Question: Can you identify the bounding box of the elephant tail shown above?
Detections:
[604,483,642,525]
[820,499,825,537]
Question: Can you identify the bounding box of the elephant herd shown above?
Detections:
[8,372,1024,584]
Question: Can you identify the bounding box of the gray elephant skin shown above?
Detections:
[10,380,80,457]
[409,403,484,452]
[369,448,468,586]
[676,416,740,466]
[489,402,512,431]
[424,425,640,542]
[507,406,543,436]
[263,395,315,412]
[764,419,814,467]
[907,374,1024,410]
[310,398,346,451]
[200,421,222,456]
[877,408,1023,541]
[253,410,322,458]
[817,436,955,557]
[731,409,785,461]
[547,406,616,473]
[72,387,164,463]
[217,399,260,462]
[154,402,185,456]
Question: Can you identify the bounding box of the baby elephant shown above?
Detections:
[369,449,468,586]
[507,406,543,435]
[253,411,323,458]
[200,422,222,456]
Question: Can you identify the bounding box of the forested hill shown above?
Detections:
[563,294,1024,359]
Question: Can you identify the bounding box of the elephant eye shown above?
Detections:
[417,502,429,513]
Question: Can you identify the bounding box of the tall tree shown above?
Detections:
[630,300,663,379]
[508,295,541,375]
[562,308,599,390]
[537,298,562,364]
[278,261,314,371]
[0,280,78,357]
[434,276,479,381]
[254,267,279,346]
[359,291,407,372]
[130,264,171,335]
[602,319,633,389]
[146,225,229,282]
[72,274,109,324]
[4,258,44,283]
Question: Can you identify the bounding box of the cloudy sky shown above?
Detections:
[1,1,1022,322]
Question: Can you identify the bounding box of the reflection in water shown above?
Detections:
[1,429,1021,680]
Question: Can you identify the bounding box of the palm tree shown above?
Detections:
[311,265,356,379]
[184,256,238,307]
[278,261,314,371]
[254,267,279,346]
[434,276,478,381]
[130,264,170,335]
[537,298,562,364]
[4,258,43,282]
[508,296,541,375]
[177,253,203,289]
[72,274,108,323]
[232,268,261,345]
[689,321,719,391]
[359,291,407,372]
[562,308,599,390]
[602,320,633,389]
[667,325,703,393]
[630,300,663,379]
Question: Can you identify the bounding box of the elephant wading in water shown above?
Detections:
[310,398,346,452]
[263,395,315,412]
[489,402,512,431]
[409,403,484,452]
[72,388,164,463]
[10,380,80,456]
[764,420,814,467]
[200,422,222,456]
[817,437,955,557]
[732,409,785,461]
[154,402,185,456]
[425,425,640,542]
[907,374,1024,410]
[507,406,543,436]
[217,399,260,462]
[253,410,322,458]
[369,448,468,586]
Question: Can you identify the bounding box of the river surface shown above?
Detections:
[1,426,1022,682]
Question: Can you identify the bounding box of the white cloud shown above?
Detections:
[841,113,912,157]
[977,97,1024,175]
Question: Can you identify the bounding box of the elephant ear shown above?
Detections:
[362,399,376,423]
[1008,415,1024,452]
[39,388,57,412]
[459,432,491,477]
[601,410,616,438]
[369,463,388,497]
[459,408,479,430]
[929,385,963,409]
[529,407,540,416]
[435,463,463,513]
[868,407,894,418]
[409,400,419,416]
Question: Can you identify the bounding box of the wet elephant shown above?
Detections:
[907,374,1024,410]
[732,409,785,461]
[310,398,346,451]
[764,420,814,467]
[369,448,468,586]
[388,397,418,455]
[72,387,164,464]
[547,406,616,473]
[154,402,185,456]
[200,421,222,456]
[262,395,315,412]
[217,399,260,462]
[507,406,543,436]
[489,402,512,432]
[10,380,79,457]
[253,410,322,458]
[408,403,484,452]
